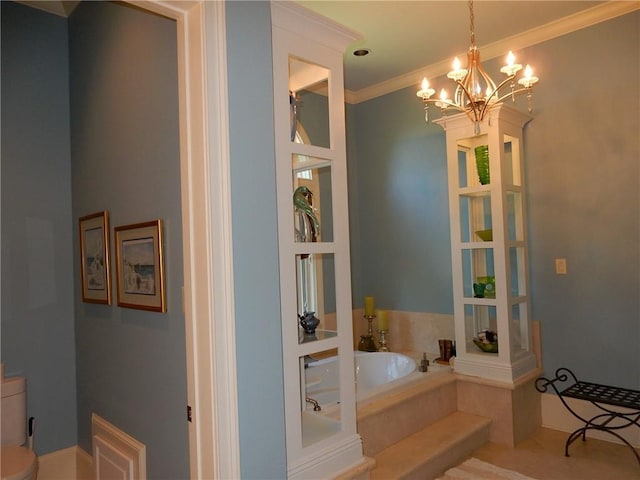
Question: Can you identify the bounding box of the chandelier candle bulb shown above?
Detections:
[417,78,435,99]
[436,89,450,108]
[364,296,375,316]
[377,309,388,331]
[500,51,522,76]
[518,65,539,88]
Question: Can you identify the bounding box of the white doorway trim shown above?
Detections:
[127,2,239,478]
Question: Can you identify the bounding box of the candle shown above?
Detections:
[447,57,467,81]
[518,65,539,88]
[436,88,449,109]
[416,77,435,100]
[364,296,375,316]
[500,51,522,76]
[377,309,388,331]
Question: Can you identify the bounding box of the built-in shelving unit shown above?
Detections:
[436,104,537,383]
[271,3,365,478]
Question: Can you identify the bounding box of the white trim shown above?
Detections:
[347,1,640,104]
[288,434,364,480]
[204,2,240,479]
[271,1,360,51]
[92,414,146,480]
[126,2,238,479]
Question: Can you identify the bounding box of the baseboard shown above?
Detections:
[541,392,640,447]
[37,445,93,480]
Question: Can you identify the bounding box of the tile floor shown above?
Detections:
[470,427,640,480]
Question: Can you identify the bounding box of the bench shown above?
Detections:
[535,367,640,464]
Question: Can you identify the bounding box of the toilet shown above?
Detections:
[1,365,38,480]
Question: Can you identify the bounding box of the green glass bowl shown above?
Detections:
[475,229,493,241]
[473,338,498,353]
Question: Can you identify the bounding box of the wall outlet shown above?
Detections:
[555,258,567,275]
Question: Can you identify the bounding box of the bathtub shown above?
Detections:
[305,351,449,409]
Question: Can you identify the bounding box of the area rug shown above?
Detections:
[437,457,539,480]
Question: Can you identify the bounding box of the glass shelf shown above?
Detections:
[463,303,499,355]
[299,329,337,343]
[460,192,492,243]
[462,248,496,299]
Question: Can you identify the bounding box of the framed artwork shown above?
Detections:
[79,211,112,304]
[114,220,166,312]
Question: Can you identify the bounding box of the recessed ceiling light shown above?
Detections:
[353,49,371,57]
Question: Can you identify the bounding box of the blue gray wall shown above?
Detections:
[1,1,77,455]
[348,12,639,389]
[348,88,453,314]
[2,2,637,478]
[225,2,287,478]
[68,3,189,479]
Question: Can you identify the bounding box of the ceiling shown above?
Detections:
[18,1,638,103]
[296,1,636,102]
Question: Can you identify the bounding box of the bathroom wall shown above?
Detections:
[69,3,189,479]
[348,11,639,388]
[348,87,453,314]
[1,1,77,455]
[225,2,287,478]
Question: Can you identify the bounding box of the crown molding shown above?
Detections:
[16,1,80,17]
[346,1,639,104]
[271,1,361,53]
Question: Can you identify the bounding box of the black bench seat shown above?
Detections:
[536,367,640,465]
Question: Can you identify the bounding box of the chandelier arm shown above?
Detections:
[421,98,466,114]
[493,87,534,105]
[491,76,517,101]
[421,98,478,124]
[477,75,515,119]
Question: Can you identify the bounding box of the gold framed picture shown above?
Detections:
[79,211,112,304]
[114,220,166,312]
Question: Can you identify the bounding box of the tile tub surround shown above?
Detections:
[357,373,457,457]
[352,309,455,355]
[456,369,543,447]
[352,310,543,378]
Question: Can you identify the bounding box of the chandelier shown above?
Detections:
[417,0,539,134]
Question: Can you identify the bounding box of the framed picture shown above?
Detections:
[114,220,166,312]
[79,211,112,304]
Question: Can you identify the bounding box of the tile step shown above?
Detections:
[370,411,491,480]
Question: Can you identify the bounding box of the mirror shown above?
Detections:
[296,253,337,344]
[293,154,333,243]
[289,56,330,149]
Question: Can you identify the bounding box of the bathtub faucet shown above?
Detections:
[305,397,321,412]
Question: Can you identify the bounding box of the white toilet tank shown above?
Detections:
[1,372,27,446]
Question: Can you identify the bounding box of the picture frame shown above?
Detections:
[114,220,166,312]
[79,211,112,304]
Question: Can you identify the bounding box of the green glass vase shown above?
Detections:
[474,145,490,185]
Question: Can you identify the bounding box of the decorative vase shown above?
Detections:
[298,311,320,335]
[474,145,490,185]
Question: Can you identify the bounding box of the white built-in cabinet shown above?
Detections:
[271,3,365,478]
[436,105,537,383]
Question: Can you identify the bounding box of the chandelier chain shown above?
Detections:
[468,0,475,48]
